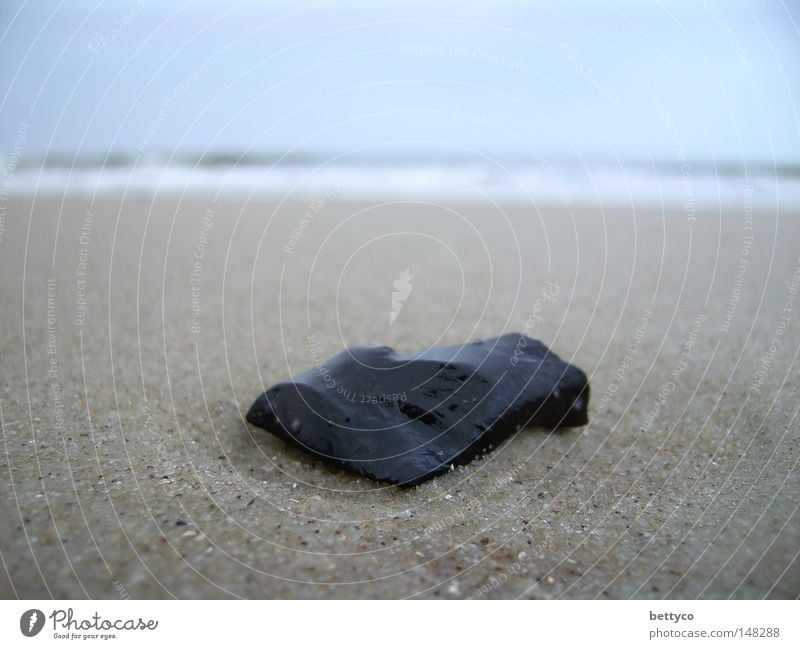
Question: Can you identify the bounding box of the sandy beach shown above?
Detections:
[1,194,798,599]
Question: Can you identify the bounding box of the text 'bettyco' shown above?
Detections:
[650,611,695,623]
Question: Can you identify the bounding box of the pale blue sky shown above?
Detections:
[1,0,798,166]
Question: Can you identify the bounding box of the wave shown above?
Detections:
[5,153,800,208]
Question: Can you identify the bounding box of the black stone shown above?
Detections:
[246,333,589,487]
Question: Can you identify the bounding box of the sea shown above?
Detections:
[5,153,800,210]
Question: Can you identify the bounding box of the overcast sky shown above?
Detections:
[1,0,798,166]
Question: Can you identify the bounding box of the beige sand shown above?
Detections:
[1,195,798,599]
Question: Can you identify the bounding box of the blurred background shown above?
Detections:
[2,0,799,203]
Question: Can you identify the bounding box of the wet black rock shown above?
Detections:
[246,333,589,486]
